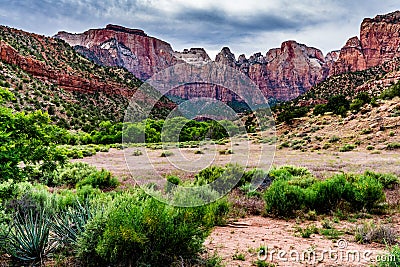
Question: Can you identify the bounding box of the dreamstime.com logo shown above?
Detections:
[122,62,276,207]
[257,239,397,265]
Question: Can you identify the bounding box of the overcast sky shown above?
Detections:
[0,0,398,58]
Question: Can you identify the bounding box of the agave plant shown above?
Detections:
[7,209,56,264]
[49,200,92,247]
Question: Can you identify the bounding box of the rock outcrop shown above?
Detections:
[55,10,400,102]
[332,11,400,75]
[213,41,327,100]
[173,48,211,66]
[55,24,178,80]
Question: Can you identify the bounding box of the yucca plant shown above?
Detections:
[49,200,92,248]
[7,210,55,264]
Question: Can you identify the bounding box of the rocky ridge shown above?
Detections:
[49,10,400,102]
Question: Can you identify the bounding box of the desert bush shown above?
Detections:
[52,162,98,187]
[355,222,397,245]
[386,142,400,150]
[313,104,327,116]
[218,149,233,155]
[76,169,119,190]
[264,179,306,217]
[339,144,356,152]
[380,81,400,100]
[326,95,350,116]
[237,168,268,188]
[268,165,311,180]
[308,175,347,213]
[295,224,318,238]
[263,168,387,217]
[194,165,225,186]
[378,245,400,267]
[328,135,340,143]
[346,175,385,210]
[350,98,365,112]
[277,106,310,123]
[76,191,227,266]
[132,149,143,156]
[160,150,174,157]
[165,175,181,193]
[364,171,399,189]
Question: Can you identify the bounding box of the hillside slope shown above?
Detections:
[0,26,173,131]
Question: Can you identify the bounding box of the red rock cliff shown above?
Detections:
[55,25,179,80]
[332,11,400,75]
[55,11,400,102]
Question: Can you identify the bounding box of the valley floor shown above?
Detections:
[75,145,400,267]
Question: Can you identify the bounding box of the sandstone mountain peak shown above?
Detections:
[105,24,147,36]
[365,10,400,24]
[55,11,400,101]
[215,47,236,67]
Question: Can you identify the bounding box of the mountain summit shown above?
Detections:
[54,10,400,102]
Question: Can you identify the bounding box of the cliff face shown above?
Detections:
[213,42,327,100]
[55,11,400,102]
[55,24,179,80]
[332,11,400,75]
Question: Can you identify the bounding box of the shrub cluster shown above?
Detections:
[380,81,400,100]
[264,167,388,217]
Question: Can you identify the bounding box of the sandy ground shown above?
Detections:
[75,142,400,267]
[205,215,400,267]
[74,143,400,181]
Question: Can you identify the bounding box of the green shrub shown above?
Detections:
[53,162,98,187]
[328,135,340,143]
[378,245,400,267]
[238,168,268,188]
[348,175,385,210]
[326,95,350,116]
[194,165,225,186]
[296,224,318,238]
[309,175,347,213]
[268,165,311,180]
[264,179,305,217]
[218,149,233,155]
[165,175,181,193]
[380,82,400,100]
[339,144,356,152]
[313,104,327,116]
[263,168,387,217]
[364,171,399,189]
[361,128,373,135]
[160,150,174,157]
[350,98,364,112]
[132,149,143,156]
[76,192,224,266]
[386,142,400,150]
[76,169,119,190]
[319,228,343,240]
[355,92,372,104]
